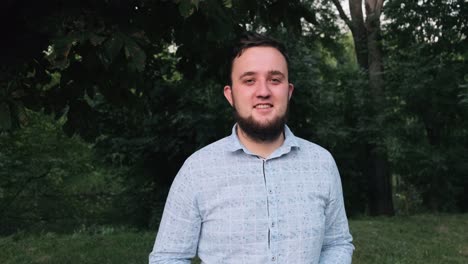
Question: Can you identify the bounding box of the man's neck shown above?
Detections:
[236,126,285,159]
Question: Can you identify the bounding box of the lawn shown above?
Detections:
[1,214,467,263]
[351,214,468,264]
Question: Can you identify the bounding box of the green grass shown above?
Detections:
[0,228,156,264]
[351,214,468,264]
[1,214,467,264]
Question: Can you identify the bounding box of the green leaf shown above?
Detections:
[101,33,124,68]
[178,0,195,18]
[46,36,76,70]
[124,38,146,72]
[0,103,12,131]
[89,33,106,46]
[192,0,200,9]
[130,31,150,46]
[223,0,232,8]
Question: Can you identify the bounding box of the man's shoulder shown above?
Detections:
[293,136,334,161]
[185,135,232,162]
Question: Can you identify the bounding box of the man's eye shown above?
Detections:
[271,78,281,83]
[244,79,255,84]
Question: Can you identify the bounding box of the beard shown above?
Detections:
[233,103,288,143]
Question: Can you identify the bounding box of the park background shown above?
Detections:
[1,0,467,263]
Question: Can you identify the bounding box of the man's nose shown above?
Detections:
[256,80,271,98]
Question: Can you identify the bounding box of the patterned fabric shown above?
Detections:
[149,125,354,264]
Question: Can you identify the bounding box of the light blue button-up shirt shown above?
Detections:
[149,125,354,264]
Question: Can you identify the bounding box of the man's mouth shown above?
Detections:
[254,104,273,109]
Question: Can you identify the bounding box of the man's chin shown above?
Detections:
[251,119,273,128]
[235,116,286,142]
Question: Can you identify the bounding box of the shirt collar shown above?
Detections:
[227,124,300,158]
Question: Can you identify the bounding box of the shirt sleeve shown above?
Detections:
[149,160,201,264]
[319,155,354,264]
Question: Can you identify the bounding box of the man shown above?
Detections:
[149,33,354,264]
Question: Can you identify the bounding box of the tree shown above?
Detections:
[331,0,394,215]
[383,0,468,212]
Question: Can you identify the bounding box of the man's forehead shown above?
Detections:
[233,49,287,67]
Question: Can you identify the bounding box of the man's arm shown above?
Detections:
[149,161,201,264]
[319,156,354,264]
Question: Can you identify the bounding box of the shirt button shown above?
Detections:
[268,189,273,194]
[271,222,275,227]
[271,256,276,261]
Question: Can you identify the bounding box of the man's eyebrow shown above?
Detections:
[238,71,256,80]
[238,70,286,80]
[268,70,286,77]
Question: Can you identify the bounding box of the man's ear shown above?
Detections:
[224,85,234,106]
[288,83,294,100]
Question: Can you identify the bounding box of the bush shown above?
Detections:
[0,110,125,234]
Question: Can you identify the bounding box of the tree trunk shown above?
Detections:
[332,0,394,215]
[365,1,394,216]
[349,0,369,69]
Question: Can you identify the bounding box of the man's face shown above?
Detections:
[224,46,294,141]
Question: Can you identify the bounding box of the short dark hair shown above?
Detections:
[227,32,289,85]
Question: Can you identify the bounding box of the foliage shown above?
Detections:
[383,0,468,212]
[0,111,124,234]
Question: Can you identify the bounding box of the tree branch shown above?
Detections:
[300,4,319,26]
[331,0,353,30]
